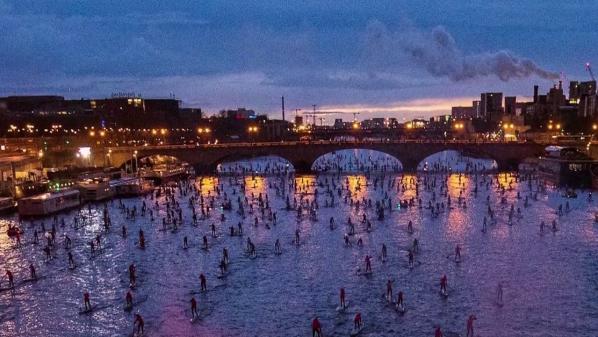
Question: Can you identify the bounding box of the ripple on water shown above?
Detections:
[0,172,597,337]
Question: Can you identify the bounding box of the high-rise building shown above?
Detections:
[480,92,503,122]
[579,81,596,96]
[569,81,580,102]
[577,81,597,118]
[504,96,517,115]
[472,100,481,118]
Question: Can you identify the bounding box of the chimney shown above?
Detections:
[533,85,539,103]
[558,81,562,90]
[281,96,285,121]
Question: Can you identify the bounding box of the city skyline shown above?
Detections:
[1,1,596,119]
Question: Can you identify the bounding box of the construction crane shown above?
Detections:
[586,62,595,81]
[303,111,342,126]
[301,109,362,126]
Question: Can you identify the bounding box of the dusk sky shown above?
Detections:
[1,1,597,121]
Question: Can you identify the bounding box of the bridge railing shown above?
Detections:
[105,139,533,153]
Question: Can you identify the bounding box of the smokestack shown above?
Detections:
[558,81,562,90]
[281,96,285,121]
[533,85,539,103]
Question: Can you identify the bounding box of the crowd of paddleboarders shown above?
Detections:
[2,163,582,336]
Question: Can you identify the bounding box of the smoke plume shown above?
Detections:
[365,21,559,82]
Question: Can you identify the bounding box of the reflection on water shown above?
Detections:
[1,169,598,337]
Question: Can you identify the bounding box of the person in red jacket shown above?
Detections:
[435,326,443,337]
[83,291,91,311]
[5,270,14,288]
[311,316,322,337]
[440,274,448,294]
[354,312,362,330]
[466,314,477,337]
[191,297,198,318]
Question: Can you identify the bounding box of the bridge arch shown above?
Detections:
[417,149,498,172]
[311,148,403,173]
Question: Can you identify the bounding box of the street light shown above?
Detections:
[105,149,112,166]
[248,126,258,142]
[133,150,139,176]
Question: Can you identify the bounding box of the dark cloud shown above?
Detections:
[0,1,592,117]
[363,21,559,82]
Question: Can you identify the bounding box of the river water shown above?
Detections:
[1,160,598,337]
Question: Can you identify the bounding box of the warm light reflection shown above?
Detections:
[345,175,369,199]
[244,175,266,195]
[447,174,469,198]
[196,177,218,196]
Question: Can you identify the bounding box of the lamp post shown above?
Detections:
[197,127,211,143]
[248,126,258,142]
[105,149,112,167]
[133,150,138,176]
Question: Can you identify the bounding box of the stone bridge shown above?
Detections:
[106,140,545,173]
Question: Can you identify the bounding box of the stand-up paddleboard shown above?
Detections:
[19,276,46,285]
[128,330,145,337]
[356,268,372,276]
[350,324,364,336]
[381,293,393,305]
[189,315,200,323]
[440,289,449,298]
[78,305,97,315]
[395,303,406,314]
[336,301,349,312]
